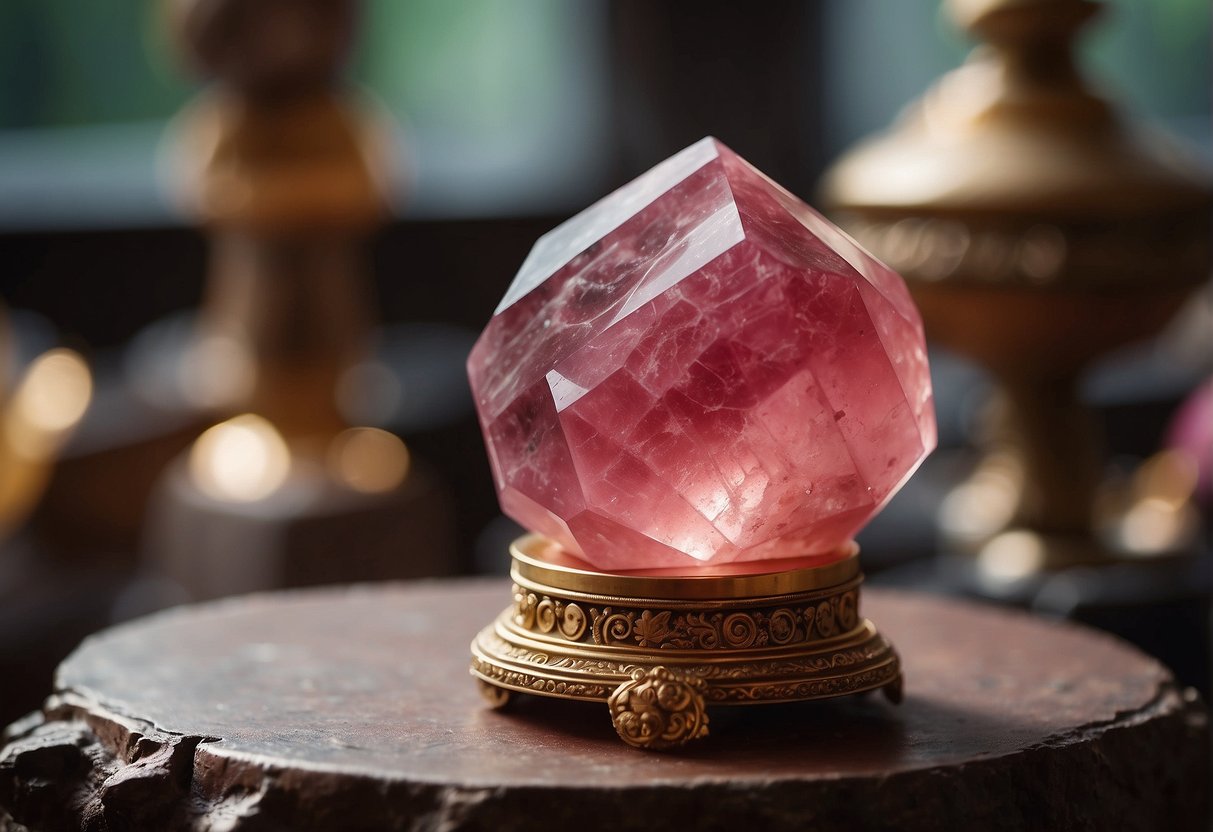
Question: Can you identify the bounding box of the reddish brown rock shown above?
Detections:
[1,582,1207,831]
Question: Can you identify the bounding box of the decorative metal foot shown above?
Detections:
[607,666,709,750]
[882,675,904,705]
[478,680,512,710]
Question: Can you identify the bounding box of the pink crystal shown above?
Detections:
[468,138,936,571]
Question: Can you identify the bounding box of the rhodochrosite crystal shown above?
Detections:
[468,138,936,571]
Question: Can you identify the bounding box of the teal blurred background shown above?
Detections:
[0,0,1207,228]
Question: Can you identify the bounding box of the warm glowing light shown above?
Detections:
[1132,450,1197,509]
[938,452,1021,540]
[1113,450,1200,555]
[978,531,1045,582]
[0,348,93,538]
[7,348,93,457]
[327,427,409,494]
[189,414,291,502]
[1120,498,1190,554]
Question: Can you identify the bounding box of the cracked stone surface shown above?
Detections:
[468,137,936,571]
[1,582,1207,831]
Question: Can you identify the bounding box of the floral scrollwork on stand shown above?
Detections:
[512,585,538,629]
[558,602,587,640]
[836,590,858,631]
[514,585,588,640]
[767,608,799,645]
[535,597,557,633]
[607,666,709,750]
[517,579,863,650]
[815,599,838,638]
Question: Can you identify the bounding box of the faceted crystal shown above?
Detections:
[468,138,936,571]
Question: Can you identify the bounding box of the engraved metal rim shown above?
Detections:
[510,572,863,613]
[510,534,861,599]
[497,609,874,660]
[470,613,901,707]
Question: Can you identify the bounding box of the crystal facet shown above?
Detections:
[468,138,936,571]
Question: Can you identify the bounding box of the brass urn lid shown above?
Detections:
[821,0,1211,288]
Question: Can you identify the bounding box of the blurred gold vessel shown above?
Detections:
[823,0,1212,575]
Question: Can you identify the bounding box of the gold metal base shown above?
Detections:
[471,535,902,750]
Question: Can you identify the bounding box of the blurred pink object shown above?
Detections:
[1168,377,1213,503]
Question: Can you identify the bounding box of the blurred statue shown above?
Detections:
[142,0,454,602]
[165,0,386,439]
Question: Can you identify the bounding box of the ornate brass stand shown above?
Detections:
[471,536,902,750]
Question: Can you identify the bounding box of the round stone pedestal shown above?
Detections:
[0,581,1207,831]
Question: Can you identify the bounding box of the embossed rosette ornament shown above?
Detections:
[469,138,936,749]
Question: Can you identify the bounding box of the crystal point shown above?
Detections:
[468,138,936,571]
